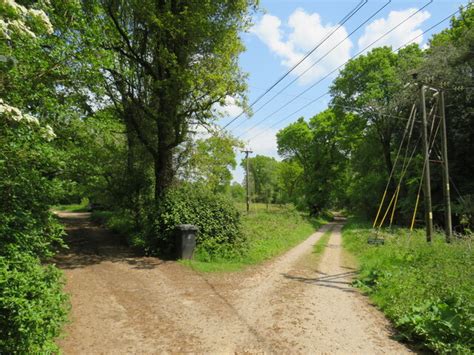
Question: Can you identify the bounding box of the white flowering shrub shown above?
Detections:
[0,0,53,39]
[0,98,56,140]
[0,2,67,352]
[0,0,56,140]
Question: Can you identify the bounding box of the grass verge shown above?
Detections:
[342,219,473,353]
[313,229,332,259]
[183,207,329,272]
[51,197,89,212]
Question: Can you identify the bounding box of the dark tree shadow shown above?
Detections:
[50,213,167,270]
[282,271,357,293]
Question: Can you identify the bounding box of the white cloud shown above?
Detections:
[190,123,212,140]
[241,127,280,159]
[358,8,431,52]
[215,96,242,118]
[251,9,352,85]
[231,128,280,183]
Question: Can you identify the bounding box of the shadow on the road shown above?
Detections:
[282,271,357,293]
[51,213,167,270]
[339,265,356,271]
[192,271,271,351]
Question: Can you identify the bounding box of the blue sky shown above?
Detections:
[216,0,468,184]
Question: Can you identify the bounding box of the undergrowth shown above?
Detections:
[51,197,90,212]
[343,219,473,353]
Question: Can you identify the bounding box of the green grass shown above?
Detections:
[342,219,474,353]
[51,197,90,212]
[234,202,294,213]
[183,206,328,272]
[313,229,332,257]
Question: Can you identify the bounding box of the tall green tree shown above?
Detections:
[81,0,256,203]
[186,132,241,193]
[242,155,280,205]
[330,45,423,179]
[277,159,304,205]
[417,5,474,227]
[277,110,361,213]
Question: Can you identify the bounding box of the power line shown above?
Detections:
[238,0,434,139]
[246,92,329,141]
[220,0,368,129]
[230,0,392,131]
[332,104,419,122]
[244,3,466,144]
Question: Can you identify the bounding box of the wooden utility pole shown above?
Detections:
[420,85,433,242]
[439,90,453,242]
[241,149,253,213]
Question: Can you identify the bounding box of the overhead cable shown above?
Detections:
[220,0,368,129]
[238,0,434,139]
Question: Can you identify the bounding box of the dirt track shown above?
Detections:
[55,212,410,354]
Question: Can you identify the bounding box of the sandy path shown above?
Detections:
[55,213,410,354]
[233,223,410,354]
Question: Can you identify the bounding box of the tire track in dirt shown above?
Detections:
[231,223,411,353]
[55,213,410,354]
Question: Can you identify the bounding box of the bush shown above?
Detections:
[0,252,69,353]
[1,91,69,351]
[147,185,246,260]
[344,221,474,353]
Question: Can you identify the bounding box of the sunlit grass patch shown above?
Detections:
[186,205,329,272]
[51,197,90,212]
[313,229,332,258]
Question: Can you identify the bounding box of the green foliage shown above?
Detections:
[147,185,246,260]
[420,6,474,217]
[52,197,90,212]
[0,251,69,353]
[276,110,361,213]
[429,5,474,47]
[77,0,257,199]
[229,182,246,202]
[329,45,424,217]
[186,133,242,193]
[242,155,281,204]
[453,195,474,232]
[1,2,69,350]
[0,107,68,352]
[54,108,129,209]
[343,220,474,353]
[0,99,65,259]
[91,210,145,249]
[277,159,304,206]
[277,117,313,163]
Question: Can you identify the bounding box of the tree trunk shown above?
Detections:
[123,109,142,225]
[154,144,174,202]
